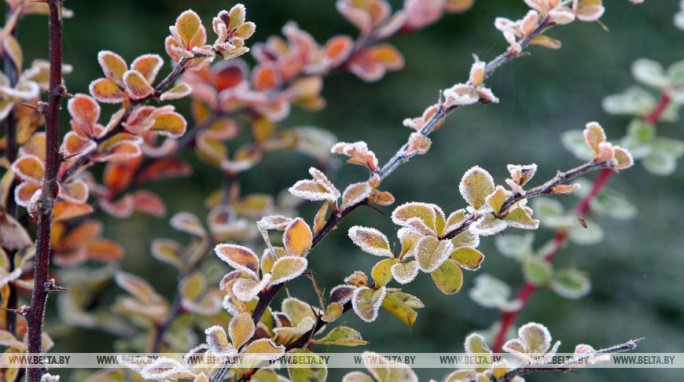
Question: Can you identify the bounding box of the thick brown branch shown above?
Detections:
[26,1,63,381]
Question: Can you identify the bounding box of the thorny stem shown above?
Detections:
[491,93,672,353]
[213,15,561,382]
[26,1,63,381]
[2,2,19,338]
[498,338,641,382]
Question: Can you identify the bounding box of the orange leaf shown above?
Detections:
[137,158,192,183]
[52,201,94,222]
[87,239,125,262]
[123,70,155,100]
[14,182,40,207]
[67,94,100,124]
[99,195,135,218]
[149,111,187,138]
[283,218,313,257]
[325,36,354,66]
[131,54,163,83]
[61,132,96,158]
[89,78,125,104]
[253,65,281,91]
[132,191,166,217]
[58,179,89,204]
[97,50,127,84]
[104,158,139,195]
[11,155,44,183]
[175,10,203,48]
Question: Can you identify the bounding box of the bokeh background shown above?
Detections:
[15,0,684,381]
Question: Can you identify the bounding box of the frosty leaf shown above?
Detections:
[450,247,484,270]
[371,258,398,287]
[551,268,591,299]
[568,218,604,245]
[369,189,395,206]
[160,83,192,101]
[89,78,124,103]
[141,358,194,380]
[459,166,495,210]
[583,122,606,156]
[575,0,605,22]
[341,181,372,210]
[613,146,634,171]
[229,312,255,349]
[287,349,328,382]
[431,259,464,295]
[61,132,96,157]
[215,244,261,280]
[414,236,453,272]
[331,141,378,170]
[52,201,94,222]
[485,186,506,214]
[316,326,367,346]
[495,233,534,259]
[205,325,233,354]
[470,214,507,236]
[58,180,89,204]
[115,271,159,304]
[0,330,25,350]
[344,271,368,287]
[131,54,163,83]
[283,218,313,257]
[352,286,386,322]
[504,207,539,230]
[463,333,492,372]
[631,58,669,89]
[523,257,552,286]
[348,226,393,257]
[289,180,338,202]
[171,212,206,237]
[381,292,418,327]
[149,110,187,138]
[175,10,204,48]
[233,275,271,302]
[516,322,553,354]
[391,202,437,234]
[151,239,184,270]
[97,50,127,84]
[602,86,656,117]
[322,302,344,323]
[12,155,44,183]
[330,285,356,305]
[391,260,419,284]
[562,130,595,161]
[270,256,308,285]
[469,274,520,311]
[313,201,330,235]
[123,70,154,100]
[242,339,285,360]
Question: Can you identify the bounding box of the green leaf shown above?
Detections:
[352,287,386,322]
[631,58,670,88]
[282,297,316,326]
[371,258,398,287]
[485,186,506,214]
[495,233,534,260]
[287,349,328,382]
[386,291,425,308]
[523,257,552,286]
[270,256,308,285]
[321,302,344,323]
[463,333,493,372]
[414,236,453,272]
[315,326,368,346]
[504,207,539,230]
[449,247,484,271]
[551,268,591,299]
[562,130,595,161]
[391,202,438,234]
[468,274,519,311]
[569,218,604,245]
[459,166,495,210]
[592,188,637,220]
[342,372,374,382]
[431,259,463,295]
[229,312,255,349]
[602,86,656,117]
[627,119,655,144]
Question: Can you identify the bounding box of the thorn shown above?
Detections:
[37,101,49,115]
[1,305,30,316]
[45,278,69,292]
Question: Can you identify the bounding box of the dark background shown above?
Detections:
[15,1,684,381]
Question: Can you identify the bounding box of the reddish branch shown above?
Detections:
[491,93,672,352]
[25,1,63,381]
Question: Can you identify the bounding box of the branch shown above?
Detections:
[25,1,63,381]
[491,93,672,352]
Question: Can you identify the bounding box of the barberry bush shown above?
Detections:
[1,1,683,381]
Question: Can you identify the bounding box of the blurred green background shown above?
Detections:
[15,0,684,381]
